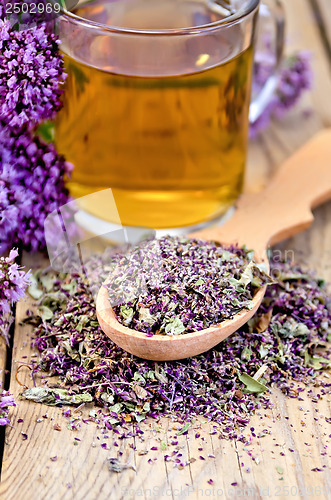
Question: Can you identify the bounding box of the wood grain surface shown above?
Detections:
[1,0,331,499]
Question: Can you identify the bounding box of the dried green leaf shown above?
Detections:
[154,364,168,384]
[241,346,253,361]
[119,306,134,325]
[143,402,150,412]
[239,262,255,288]
[132,384,149,400]
[309,356,331,370]
[133,372,146,385]
[177,422,190,435]
[238,372,268,393]
[145,370,156,381]
[109,403,123,414]
[28,275,43,300]
[38,305,54,321]
[304,351,311,366]
[134,413,146,423]
[62,281,77,294]
[21,387,93,406]
[60,341,80,362]
[107,416,121,425]
[259,344,269,358]
[256,309,273,333]
[164,317,185,336]
[292,322,310,337]
[107,457,136,473]
[40,275,57,292]
[138,307,155,326]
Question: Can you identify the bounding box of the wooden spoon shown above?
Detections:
[97,129,331,361]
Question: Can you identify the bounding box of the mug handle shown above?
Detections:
[249,0,285,124]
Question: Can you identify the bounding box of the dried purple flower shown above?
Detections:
[105,236,272,335]
[273,51,312,118]
[0,2,66,130]
[0,123,72,253]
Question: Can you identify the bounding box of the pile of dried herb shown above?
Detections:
[105,236,273,335]
[23,244,330,441]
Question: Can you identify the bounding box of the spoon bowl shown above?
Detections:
[97,278,267,361]
[97,130,331,360]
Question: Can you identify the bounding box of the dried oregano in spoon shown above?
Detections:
[22,242,330,440]
[105,236,273,336]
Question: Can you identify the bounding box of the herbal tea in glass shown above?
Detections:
[55,0,273,229]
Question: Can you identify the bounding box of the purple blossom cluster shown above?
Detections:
[0,3,71,254]
[250,51,313,138]
[0,248,31,344]
[0,124,73,253]
[0,1,66,131]
[0,389,16,426]
[0,248,31,314]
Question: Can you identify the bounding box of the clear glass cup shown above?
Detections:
[55,0,284,231]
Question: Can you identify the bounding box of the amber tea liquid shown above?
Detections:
[55,0,254,228]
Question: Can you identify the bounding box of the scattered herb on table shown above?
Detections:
[105,236,273,335]
[23,247,331,440]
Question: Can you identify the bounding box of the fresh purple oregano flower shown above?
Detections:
[0,0,66,131]
[250,51,312,138]
[0,389,16,426]
[0,123,73,253]
[0,3,71,254]
[0,248,31,344]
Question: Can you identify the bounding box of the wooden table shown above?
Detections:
[1,1,331,498]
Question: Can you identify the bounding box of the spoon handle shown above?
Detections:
[193,129,331,257]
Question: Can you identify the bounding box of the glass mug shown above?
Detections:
[55,0,284,230]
